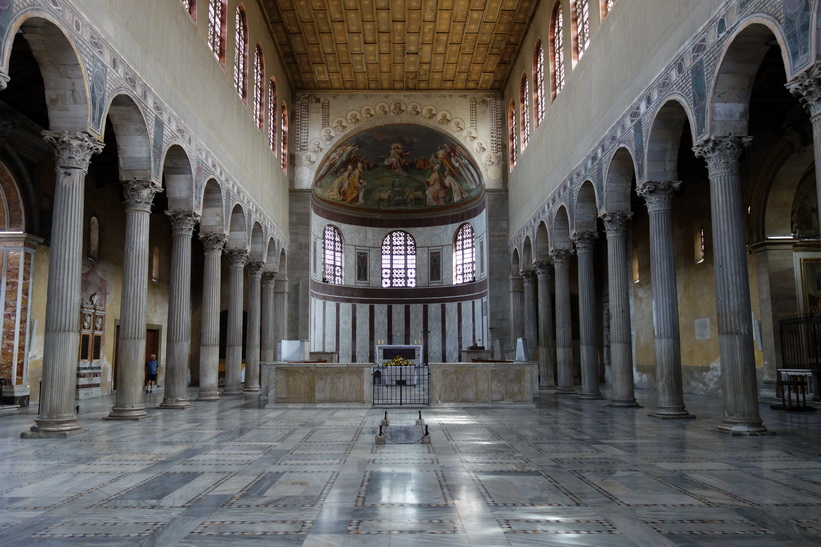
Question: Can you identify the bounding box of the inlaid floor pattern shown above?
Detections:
[1,390,820,545]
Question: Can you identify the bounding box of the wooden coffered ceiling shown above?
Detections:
[259,0,540,91]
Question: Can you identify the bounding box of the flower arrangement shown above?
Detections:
[385,355,414,366]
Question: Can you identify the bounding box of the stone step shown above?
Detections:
[0,404,20,414]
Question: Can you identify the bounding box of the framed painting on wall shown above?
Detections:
[800,257,821,312]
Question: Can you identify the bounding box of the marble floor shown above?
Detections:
[1,389,820,546]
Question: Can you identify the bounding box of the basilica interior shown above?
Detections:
[1,0,821,543]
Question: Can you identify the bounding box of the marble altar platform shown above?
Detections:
[0,388,820,545]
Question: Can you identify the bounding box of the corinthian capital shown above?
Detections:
[520,268,536,284]
[225,247,249,267]
[786,63,821,118]
[262,270,278,286]
[549,248,575,267]
[166,210,201,235]
[122,178,163,212]
[572,230,598,253]
[43,131,104,172]
[534,259,552,276]
[200,231,228,253]
[601,211,632,237]
[692,135,752,176]
[246,260,265,277]
[636,180,681,213]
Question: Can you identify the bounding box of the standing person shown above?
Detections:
[145,354,159,394]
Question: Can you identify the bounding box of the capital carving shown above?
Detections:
[43,131,104,172]
[122,178,163,212]
[572,230,598,253]
[534,259,552,277]
[601,211,633,237]
[200,231,228,253]
[786,63,821,118]
[262,270,278,286]
[225,247,249,267]
[520,268,536,284]
[246,260,265,277]
[692,135,752,176]
[549,248,575,267]
[166,210,200,235]
[636,180,681,213]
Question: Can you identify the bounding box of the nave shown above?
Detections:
[1,391,820,545]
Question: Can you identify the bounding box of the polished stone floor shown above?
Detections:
[1,389,820,546]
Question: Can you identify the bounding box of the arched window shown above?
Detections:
[267,78,277,153]
[280,103,288,172]
[520,75,530,151]
[533,40,545,127]
[574,0,590,61]
[322,225,343,284]
[508,100,517,171]
[381,231,416,288]
[550,1,565,100]
[602,0,616,20]
[233,5,248,101]
[207,0,226,66]
[253,45,265,130]
[181,0,196,20]
[454,223,476,285]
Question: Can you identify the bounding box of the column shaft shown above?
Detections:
[24,132,103,438]
[160,211,199,409]
[573,231,602,399]
[637,181,692,418]
[197,233,227,401]
[694,136,766,434]
[244,261,264,392]
[509,273,524,354]
[602,212,639,407]
[521,269,537,361]
[261,271,277,362]
[223,248,249,395]
[108,179,163,420]
[551,249,575,394]
[535,260,556,389]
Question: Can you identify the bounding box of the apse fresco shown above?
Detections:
[313,124,483,209]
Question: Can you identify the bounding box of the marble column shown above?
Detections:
[196,232,227,401]
[521,269,538,361]
[636,181,692,419]
[551,248,575,394]
[535,259,556,389]
[243,260,264,392]
[223,248,249,395]
[572,230,602,400]
[260,271,277,362]
[693,136,767,434]
[274,276,288,344]
[23,131,103,438]
[159,210,200,410]
[602,212,640,407]
[509,272,524,356]
[786,64,821,234]
[107,178,163,421]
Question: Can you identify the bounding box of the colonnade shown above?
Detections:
[23,132,282,436]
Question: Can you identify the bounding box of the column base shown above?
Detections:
[717,420,771,436]
[22,424,85,439]
[159,399,193,409]
[577,393,604,400]
[105,407,150,421]
[196,392,220,401]
[555,387,576,395]
[242,387,260,393]
[648,410,696,419]
[608,399,642,408]
[222,390,243,396]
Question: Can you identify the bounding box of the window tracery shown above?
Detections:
[574,0,590,60]
[508,100,517,170]
[454,223,476,285]
[207,0,226,65]
[253,45,264,130]
[381,231,416,288]
[233,5,248,101]
[268,78,277,153]
[550,1,565,99]
[280,103,288,172]
[520,75,530,151]
[533,40,545,127]
[322,225,343,284]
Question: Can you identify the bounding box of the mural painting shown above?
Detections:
[313,124,483,209]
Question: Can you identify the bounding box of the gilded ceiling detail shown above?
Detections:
[260,0,539,90]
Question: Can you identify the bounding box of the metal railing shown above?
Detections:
[778,312,821,400]
[372,364,430,406]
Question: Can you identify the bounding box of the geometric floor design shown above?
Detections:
[1,388,820,545]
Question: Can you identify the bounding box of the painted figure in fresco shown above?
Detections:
[437,144,463,180]
[348,112,360,124]
[425,167,447,206]
[322,128,334,142]
[383,143,410,175]
[423,106,436,119]
[363,106,374,118]
[333,118,347,133]
[345,161,367,204]
[377,104,388,116]
[438,112,451,124]
[392,102,405,115]
[408,103,420,116]
[452,119,464,132]
[326,165,352,200]
[444,170,467,203]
